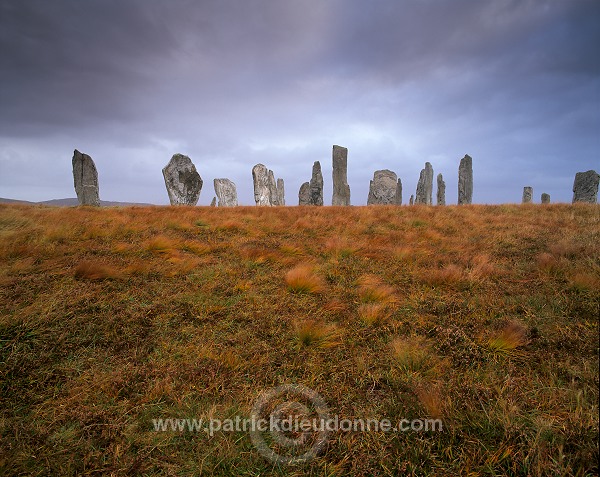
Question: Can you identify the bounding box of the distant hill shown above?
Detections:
[0,197,155,207]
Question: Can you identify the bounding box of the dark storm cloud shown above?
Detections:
[0,0,598,204]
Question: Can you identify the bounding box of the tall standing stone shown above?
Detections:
[572,170,600,204]
[541,193,550,204]
[367,170,398,205]
[332,145,350,206]
[309,161,324,206]
[522,186,533,203]
[162,154,203,205]
[395,179,402,205]
[458,154,473,205]
[214,178,238,207]
[72,149,100,206]
[299,182,310,205]
[252,164,272,206]
[437,173,446,206]
[276,178,285,206]
[415,162,434,205]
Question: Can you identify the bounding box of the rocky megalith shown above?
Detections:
[309,161,324,206]
[252,164,272,206]
[332,145,350,205]
[276,178,285,206]
[541,193,550,204]
[210,197,216,207]
[572,170,600,203]
[458,154,473,205]
[299,182,311,205]
[214,178,238,207]
[409,195,414,205]
[72,149,100,206]
[162,154,203,205]
[522,186,533,203]
[396,179,403,205]
[437,173,446,206]
[415,162,434,205]
[367,170,398,205]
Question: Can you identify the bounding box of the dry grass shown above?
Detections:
[285,263,326,294]
[0,203,598,476]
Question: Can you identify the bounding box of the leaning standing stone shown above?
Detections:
[437,173,446,206]
[214,178,238,207]
[332,145,351,205]
[415,162,434,205]
[572,170,600,203]
[458,154,473,205]
[309,161,324,206]
[299,182,310,205]
[522,186,533,204]
[72,149,100,206]
[162,154,203,205]
[367,170,398,205]
[541,193,550,204]
[210,197,216,207]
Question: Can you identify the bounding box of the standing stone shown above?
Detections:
[210,197,216,207]
[541,193,550,204]
[214,178,238,207]
[522,186,533,204]
[415,162,434,205]
[367,170,398,205]
[395,179,402,205]
[409,195,414,205]
[332,145,351,206]
[309,161,324,206]
[162,154,203,205]
[437,173,446,206]
[276,178,285,206]
[252,164,272,206]
[572,170,600,203]
[299,182,310,205]
[72,149,100,206]
[267,170,278,205]
[458,154,473,205]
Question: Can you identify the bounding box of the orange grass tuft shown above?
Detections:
[285,264,325,294]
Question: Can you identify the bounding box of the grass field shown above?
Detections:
[0,203,598,476]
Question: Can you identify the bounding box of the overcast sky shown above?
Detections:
[1,0,598,205]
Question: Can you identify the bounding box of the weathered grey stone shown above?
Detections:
[522,186,533,204]
[267,170,278,205]
[367,169,398,205]
[252,164,272,206]
[415,162,434,205]
[72,149,100,206]
[572,170,599,204]
[458,154,473,205]
[409,195,414,205]
[162,153,203,205]
[214,178,238,207]
[210,197,216,207]
[395,179,402,205]
[309,161,324,206]
[541,193,550,204]
[299,182,310,205]
[332,145,350,206]
[276,178,285,206]
[437,173,446,206]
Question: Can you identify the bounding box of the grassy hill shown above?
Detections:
[0,203,598,476]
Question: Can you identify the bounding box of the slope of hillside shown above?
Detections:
[0,203,598,475]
